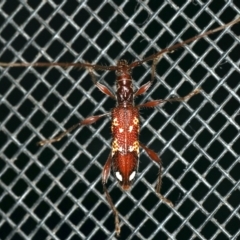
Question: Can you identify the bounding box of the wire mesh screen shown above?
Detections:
[1,0,240,239]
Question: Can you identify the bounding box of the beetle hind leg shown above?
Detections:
[155,169,174,207]
[103,184,120,235]
[102,153,121,236]
[140,143,174,207]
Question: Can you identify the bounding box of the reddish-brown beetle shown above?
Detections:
[1,17,239,235]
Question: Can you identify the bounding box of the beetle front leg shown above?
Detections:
[140,143,174,207]
[102,153,121,236]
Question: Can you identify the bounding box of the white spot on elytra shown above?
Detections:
[128,126,133,132]
[113,118,119,126]
[133,117,139,125]
[119,146,123,152]
[129,171,136,181]
[116,172,123,181]
[129,146,134,152]
[119,128,124,133]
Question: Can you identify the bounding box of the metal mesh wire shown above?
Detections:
[1,0,240,239]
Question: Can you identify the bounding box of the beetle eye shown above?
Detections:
[129,171,136,181]
[115,171,123,181]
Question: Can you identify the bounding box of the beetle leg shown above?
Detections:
[87,67,116,99]
[140,143,173,207]
[102,153,121,236]
[137,89,200,108]
[38,112,110,146]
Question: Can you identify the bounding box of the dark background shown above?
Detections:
[1,0,240,239]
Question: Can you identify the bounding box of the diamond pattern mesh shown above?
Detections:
[1,1,240,239]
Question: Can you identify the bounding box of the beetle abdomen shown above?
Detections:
[111,106,140,189]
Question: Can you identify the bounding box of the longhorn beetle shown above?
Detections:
[1,18,240,235]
